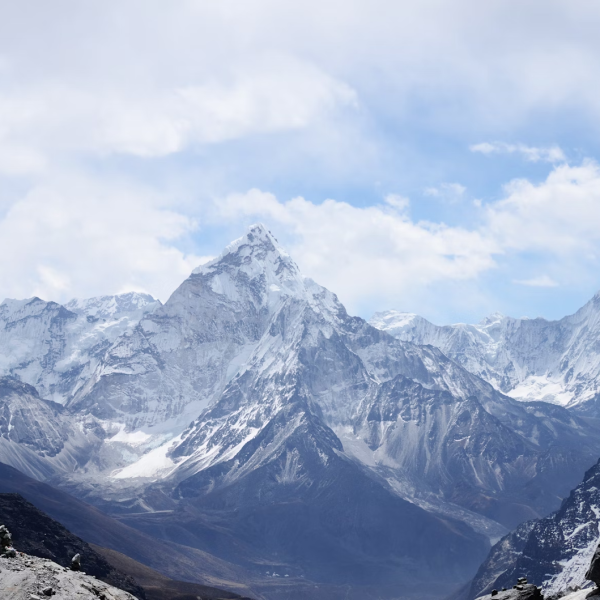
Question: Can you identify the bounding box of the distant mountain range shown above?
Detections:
[2,224,600,599]
[369,295,600,413]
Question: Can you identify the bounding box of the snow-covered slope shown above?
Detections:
[370,295,600,413]
[0,377,102,480]
[469,458,600,599]
[0,292,160,405]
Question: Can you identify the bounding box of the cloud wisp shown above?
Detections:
[513,275,559,288]
[470,142,566,163]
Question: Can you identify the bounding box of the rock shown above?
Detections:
[0,524,16,558]
[0,550,138,599]
[70,553,81,571]
[478,583,543,600]
[587,543,600,587]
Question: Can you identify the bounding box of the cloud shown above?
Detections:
[470,142,566,163]
[485,161,600,257]
[0,56,356,169]
[384,194,410,211]
[0,175,202,303]
[513,275,559,287]
[209,160,600,313]
[424,183,466,202]
[3,1,600,319]
[212,189,498,313]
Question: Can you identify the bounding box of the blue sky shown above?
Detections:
[2,0,600,324]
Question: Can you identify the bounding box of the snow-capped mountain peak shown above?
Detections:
[65,291,160,320]
[370,293,600,412]
[191,223,304,309]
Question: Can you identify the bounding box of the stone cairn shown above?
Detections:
[489,576,543,600]
[0,525,16,558]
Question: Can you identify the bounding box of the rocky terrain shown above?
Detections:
[0,550,139,599]
[469,458,600,600]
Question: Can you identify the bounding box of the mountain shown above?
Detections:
[2,225,600,599]
[0,292,160,405]
[0,490,251,600]
[0,377,102,480]
[469,458,600,599]
[369,296,600,413]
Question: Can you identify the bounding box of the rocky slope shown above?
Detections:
[469,458,600,599]
[0,551,139,600]
[369,294,600,413]
[0,492,144,597]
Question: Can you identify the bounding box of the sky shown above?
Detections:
[3,0,600,324]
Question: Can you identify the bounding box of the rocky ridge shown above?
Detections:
[0,550,138,600]
[369,295,600,413]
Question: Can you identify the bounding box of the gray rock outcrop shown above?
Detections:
[0,551,138,599]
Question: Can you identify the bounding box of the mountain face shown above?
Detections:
[2,225,600,599]
[0,377,102,480]
[0,292,160,405]
[469,458,600,600]
[369,297,600,413]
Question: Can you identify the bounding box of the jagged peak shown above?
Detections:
[65,292,160,319]
[369,310,430,331]
[193,223,291,275]
[190,223,305,302]
[477,311,506,327]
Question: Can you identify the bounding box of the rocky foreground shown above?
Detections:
[475,535,600,600]
[0,551,138,599]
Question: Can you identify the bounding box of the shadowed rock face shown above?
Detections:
[586,543,600,589]
[469,459,600,600]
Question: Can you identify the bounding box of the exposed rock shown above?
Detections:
[0,493,145,598]
[70,553,81,571]
[585,542,600,596]
[0,551,138,599]
[477,580,543,600]
[468,459,600,599]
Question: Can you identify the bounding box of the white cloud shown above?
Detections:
[384,194,410,211]
[213,189,498,313]
[0,56,356,168]
[513,275,559,287]
[485,161,600,257]
[470,142,566,163]
[424,183,466,202]
[210,160,600,313]
[0,176,202,303]
[3,1,600,318]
